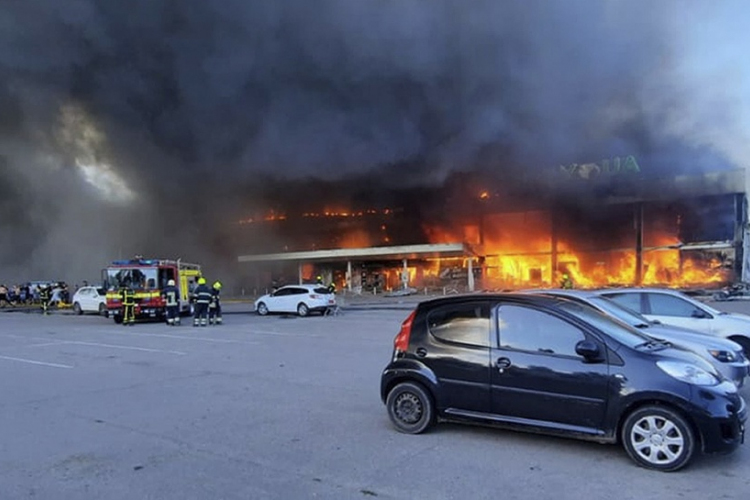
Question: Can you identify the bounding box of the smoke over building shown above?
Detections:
[0,1,748,288]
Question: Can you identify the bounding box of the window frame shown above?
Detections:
[426,300,492,348]
[494,303,590,359]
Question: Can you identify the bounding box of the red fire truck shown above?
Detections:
[104,258,202,323]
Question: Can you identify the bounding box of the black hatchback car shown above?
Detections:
[381,294,746,471]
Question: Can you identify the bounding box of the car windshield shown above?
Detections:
[587,296,652,327]
[106,268,158,290]
[556,300,654,348]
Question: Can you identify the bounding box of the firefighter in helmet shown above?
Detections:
[39,283,51,315]
[120,281,136,325]
[560,273,574,289]
[192,277,212,327]
[162,279,180,326]
[316,275,323,285]
[209,280,223,325]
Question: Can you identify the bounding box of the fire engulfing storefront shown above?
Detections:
[236,166,750,293]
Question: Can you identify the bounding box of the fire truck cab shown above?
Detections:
[104,258,202,323]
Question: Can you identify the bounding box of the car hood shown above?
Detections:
[641,343,721,376]
[709,312,750,334]
[641,324,743,352]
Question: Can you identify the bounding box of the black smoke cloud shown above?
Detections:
[0,0,743,284]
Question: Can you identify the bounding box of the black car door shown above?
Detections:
[490,303,610,433]
[418,300,492,413]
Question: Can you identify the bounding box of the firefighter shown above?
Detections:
[327,280,336,295]
[209,280,223,325]
[39,284,51,315]
[162,279,180,326]
[560,273,574,289]
[120,282,136,326]
[192,277,212,327]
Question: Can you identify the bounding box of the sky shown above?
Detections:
[0,0,749,286]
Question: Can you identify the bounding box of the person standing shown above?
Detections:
[39,284,51,315]
[209,281,223,325]
[162,279,181,326]
[192,277,212,327]
[120,283,136,326]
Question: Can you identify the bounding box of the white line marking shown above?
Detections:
[23,342,70,348]
[63,341,186,355]
[107,331,259,345]
[0,355,74,369]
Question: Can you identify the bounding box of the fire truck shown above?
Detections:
[104,258,202,323]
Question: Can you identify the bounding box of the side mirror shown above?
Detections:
[575,340,602,361]
[691,309,708,319]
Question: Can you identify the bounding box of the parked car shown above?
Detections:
[254,284,336,317]
[71,286,108,316]
[596,288,750,357]
[524,289,749,387]
[381,294,746,471]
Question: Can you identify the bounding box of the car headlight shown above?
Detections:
[708,349,737,363]
[656,360,720,386]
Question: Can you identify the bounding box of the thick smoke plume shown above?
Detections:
[0,1,748,285]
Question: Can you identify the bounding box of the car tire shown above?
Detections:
[386,382,435,434]
[73,302,83,315]
[99,303,108,317]
[621,405,695,472]
[297,303,309,317]
[257,302,268,316]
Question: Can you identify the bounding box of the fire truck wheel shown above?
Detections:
[73,302,83,315]
[113,315,123,324]
[297,303,309,317]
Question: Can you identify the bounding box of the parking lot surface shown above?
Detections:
[1,301,749,500]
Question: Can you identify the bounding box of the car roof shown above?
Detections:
[417,292,573,310]
[594,288,685,295]
[279,284,327,290]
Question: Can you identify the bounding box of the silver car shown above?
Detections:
[525,289,749,387]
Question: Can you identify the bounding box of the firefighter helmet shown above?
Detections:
[167,279,175,286]
[198,277,206,285]
[213,281,222,290]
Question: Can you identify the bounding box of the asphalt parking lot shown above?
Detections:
[1,300,749,500]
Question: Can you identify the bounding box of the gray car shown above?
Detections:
[524,289,749,387]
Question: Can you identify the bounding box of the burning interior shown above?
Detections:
[236,169,746,293]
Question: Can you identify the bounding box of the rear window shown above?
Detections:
[313,287,330,294]
[427,302,491,347]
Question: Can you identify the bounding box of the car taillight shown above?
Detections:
[394,310,416,354]
[310,294,320,299]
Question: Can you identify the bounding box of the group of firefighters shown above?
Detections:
[117,277,223,327]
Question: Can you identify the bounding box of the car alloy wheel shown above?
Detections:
[73,302,83,315]
[297,303,309,317]
[386,382,435,434]
[622,405,694,471]
[257,302,268,316]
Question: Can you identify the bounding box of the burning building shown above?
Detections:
[236,160,748,294]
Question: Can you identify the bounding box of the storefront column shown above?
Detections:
[402,259,408,289]
[347,261,352,292]
[468,257,475,292]
[298,262,303,285]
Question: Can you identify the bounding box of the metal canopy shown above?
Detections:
[237,243,471,263]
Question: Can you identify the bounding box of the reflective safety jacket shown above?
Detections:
[162,285,179,307]
[209,288,221,308]
[120,287,135,306]
[193,284,212,305]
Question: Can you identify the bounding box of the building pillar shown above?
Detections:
[468,257,475,292]
[402,259,408,290]
[347,260,352,292]
[551,211,558,286]
[298,262,303,285]
[635,203,644,285]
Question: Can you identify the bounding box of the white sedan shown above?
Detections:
[597,288,750,356]
[254,284,336,317]
[71,286,108,316]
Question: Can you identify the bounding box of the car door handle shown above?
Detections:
[496,357,511,373]
[416,347,428,358]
